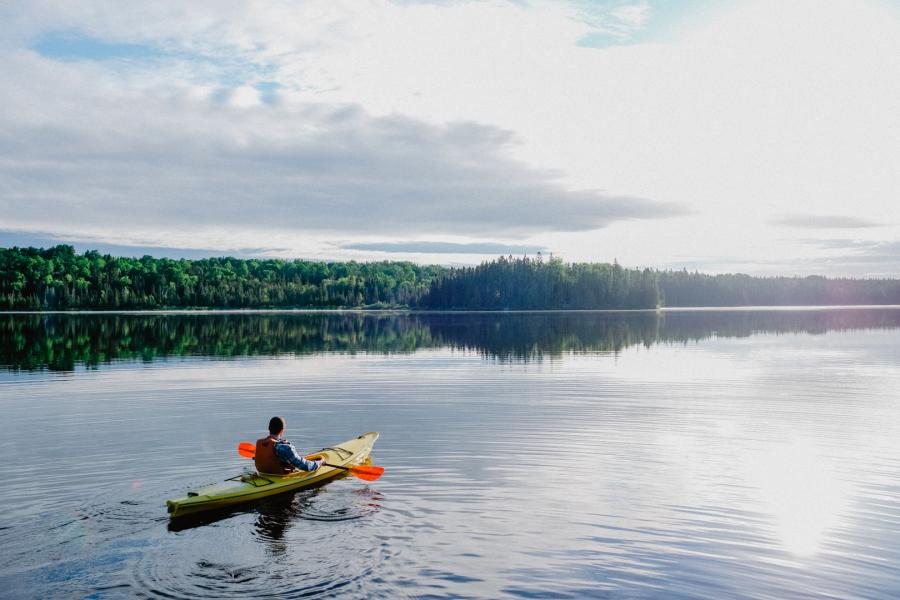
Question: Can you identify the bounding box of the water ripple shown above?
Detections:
[3,312,900,598]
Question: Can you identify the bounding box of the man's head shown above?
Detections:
[268,416,285,436]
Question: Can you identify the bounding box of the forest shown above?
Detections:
[418,256,660,309]
[0,245,442,310]
[656,270,900,306]
[2,245,900,310]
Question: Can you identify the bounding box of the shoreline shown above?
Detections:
[3,304,900,315]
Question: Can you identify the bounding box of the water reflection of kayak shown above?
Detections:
[166,432,379,518]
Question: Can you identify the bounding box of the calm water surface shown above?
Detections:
[1,310,900,598]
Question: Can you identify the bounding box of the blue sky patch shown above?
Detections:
[576,0,736,48]
[255,81,283,104]
[31,29,278,92]
[32,30,162,61]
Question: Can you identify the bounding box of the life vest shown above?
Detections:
[254,436,292,474]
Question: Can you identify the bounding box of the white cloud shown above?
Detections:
[280,0,900,273]
[0,50,683,247]
[770,215,883,229]
[609,2,652,29]
[227,85,263,108]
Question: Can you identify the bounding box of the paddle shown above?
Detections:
[237,442,384,481]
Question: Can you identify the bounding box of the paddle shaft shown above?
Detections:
[315,461,383,481]
[237,442,383,481]
[323,462,352,471]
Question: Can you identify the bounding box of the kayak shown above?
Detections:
[166,432,379,518]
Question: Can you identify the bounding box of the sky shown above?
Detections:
[1,0,899,276]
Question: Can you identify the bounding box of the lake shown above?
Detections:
[1,309,900,598]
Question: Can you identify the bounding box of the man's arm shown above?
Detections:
[274,442,322,472]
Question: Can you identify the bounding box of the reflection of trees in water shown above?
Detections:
[0,314,436,371]
[3,310,900,371]
[422,312,663,360]
[658,309,900,342]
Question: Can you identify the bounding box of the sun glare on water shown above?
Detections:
[746,438,850,557]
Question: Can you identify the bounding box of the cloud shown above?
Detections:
[845,241,900,265]
[801,238,900,264]
[0,229,282,259]
[609,2,652,29]
[770,215,883,229]
[341,241,550,255]
[800,238,881,251]
[685,238,900,277]
[0,48,685,245]
[799,239,900,277]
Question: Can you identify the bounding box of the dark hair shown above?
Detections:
[268,416,285,435]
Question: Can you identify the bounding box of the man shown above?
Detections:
[254,416,324,475]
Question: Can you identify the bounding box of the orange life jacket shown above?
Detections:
[254,436,293,474]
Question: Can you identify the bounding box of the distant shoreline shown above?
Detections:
[3,305,900,315]
[5,247,900,312]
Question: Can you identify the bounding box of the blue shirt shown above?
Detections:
[272,438,321,472]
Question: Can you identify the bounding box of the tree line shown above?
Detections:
[0,245,442,310]
[420,257,900,308]
[657,270,900,306]
[2,245,900,310]
[418,255,660,309]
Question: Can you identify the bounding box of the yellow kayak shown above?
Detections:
[166,432,379,518]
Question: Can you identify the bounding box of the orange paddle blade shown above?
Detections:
[346,465,384,481]
[238,442,256,458]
